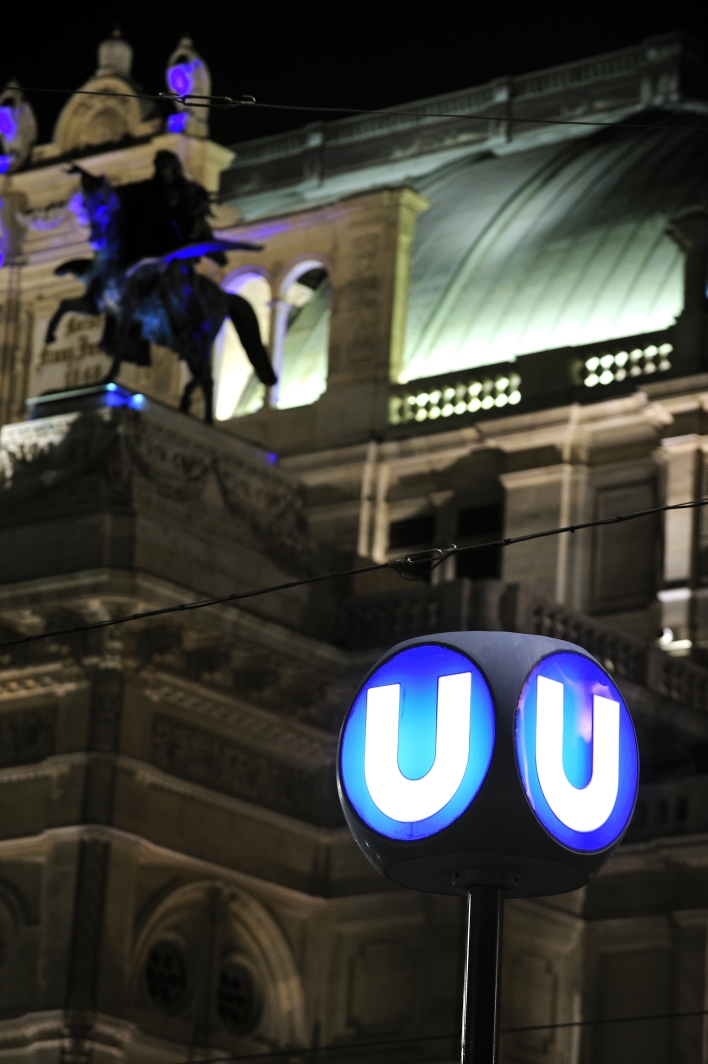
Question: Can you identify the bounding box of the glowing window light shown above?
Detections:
[390,372,523,423]
[583,342,673,388]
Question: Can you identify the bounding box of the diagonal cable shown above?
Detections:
[0,496,704,649]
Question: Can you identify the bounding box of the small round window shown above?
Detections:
[217,960,260,1034]
[145,941,188,1012]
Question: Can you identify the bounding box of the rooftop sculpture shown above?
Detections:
[45,150,277,421]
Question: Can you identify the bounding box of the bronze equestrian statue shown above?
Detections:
[46,151,276,422]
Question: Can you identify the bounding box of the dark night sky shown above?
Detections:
[3,1,707,149]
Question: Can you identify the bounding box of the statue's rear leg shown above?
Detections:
[180,375,199,415]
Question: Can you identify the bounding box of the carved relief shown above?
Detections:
[123,413,311,554]
[0,411,120,500]
[32,315,109,395]
[0,404,311,557]
[150,713,332,823]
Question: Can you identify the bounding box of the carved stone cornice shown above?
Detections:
[141,667,336,770]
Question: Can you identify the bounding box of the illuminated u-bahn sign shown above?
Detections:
[337,633,639,898]
[339,644,495,840]
[515,652,638,853]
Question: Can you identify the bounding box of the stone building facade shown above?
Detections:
[2,29,708,1064]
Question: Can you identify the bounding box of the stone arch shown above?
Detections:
[128,880,306,1048]
[213,268,274,420]
[271,255,333,410]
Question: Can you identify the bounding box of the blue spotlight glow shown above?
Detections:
[167,113,189,134]
[0,107,16,140]
[166,59,201,97]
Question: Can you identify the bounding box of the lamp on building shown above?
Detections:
[165,37,211,138]
[0,82,37,174]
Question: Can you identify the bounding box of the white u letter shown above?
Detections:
[536,675,619,832]
[364,672,471,822]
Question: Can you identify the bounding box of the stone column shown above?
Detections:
[321,187,429,438]
[500,463,588,605]
[657,435,700,650]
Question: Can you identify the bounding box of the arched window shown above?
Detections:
[271,260,331,410]
[213,271,272,421]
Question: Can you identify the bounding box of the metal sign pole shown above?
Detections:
[461,884,503,1064]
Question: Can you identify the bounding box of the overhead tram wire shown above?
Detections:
[2,83,708,132]
[0,496,706,649]
[115,1005,708,1064]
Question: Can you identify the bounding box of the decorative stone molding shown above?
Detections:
[142,672,335,770]
[149,713,336,825]
[0,404,312,558]
[128,879,306,1047]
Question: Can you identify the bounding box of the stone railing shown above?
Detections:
[340,577,708,715]
[625,775,708,843]
[523,599,648,686]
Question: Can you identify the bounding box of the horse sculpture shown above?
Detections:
[45,151,276,422]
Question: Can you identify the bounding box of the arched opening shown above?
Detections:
[271,260,331,410]
[213,271,272,421]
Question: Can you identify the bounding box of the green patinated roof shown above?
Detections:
[401,116,708,382]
